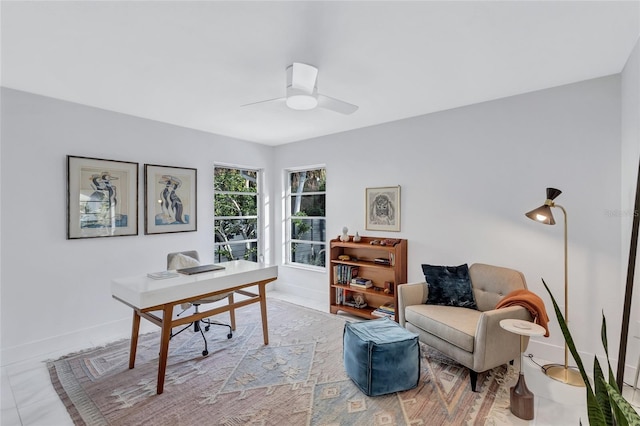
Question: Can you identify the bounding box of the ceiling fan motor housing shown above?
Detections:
[286,63,319,110]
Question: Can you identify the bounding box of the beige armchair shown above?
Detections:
[398,263,532,391]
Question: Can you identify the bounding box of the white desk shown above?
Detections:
[500,319,546,420]
[111,260,278,394]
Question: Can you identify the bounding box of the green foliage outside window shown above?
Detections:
[214,167,258,262]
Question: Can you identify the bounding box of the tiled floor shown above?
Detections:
[1,291,639,425]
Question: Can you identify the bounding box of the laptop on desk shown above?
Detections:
[176,264,226,275]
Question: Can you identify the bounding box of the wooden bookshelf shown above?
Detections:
[329,236,407,322]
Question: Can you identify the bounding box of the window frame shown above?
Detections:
[213,164,263,263]
[285,165,327,270]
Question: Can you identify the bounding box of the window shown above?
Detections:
[214,166,260,262]
[287,167,326,268]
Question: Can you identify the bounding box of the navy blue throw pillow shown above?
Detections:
[421,264,477,309]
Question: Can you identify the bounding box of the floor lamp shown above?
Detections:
[525,187,584,387]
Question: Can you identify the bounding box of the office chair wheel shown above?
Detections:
[205,325,210,332]
[202,350,208,356]
[227,333,233,339]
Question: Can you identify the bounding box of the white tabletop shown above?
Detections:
[111,260,278,309]
[500,319,546,337]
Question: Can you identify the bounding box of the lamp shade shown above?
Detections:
[525,205,555,225]
[525,187,562,225]
[546,187,562,201]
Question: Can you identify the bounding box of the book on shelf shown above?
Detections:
[350,277,372,288]
[378,302,395,313]
[333,264,359,285]
[335,287,345,305]
[374,257,391,265]
[371,308,394,318]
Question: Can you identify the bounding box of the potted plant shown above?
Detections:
[542,279,640,425]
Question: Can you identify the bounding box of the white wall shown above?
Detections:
[273,75,625,375]
[621,37,640,381]
[0,88,274,364]
[1,70,634,381]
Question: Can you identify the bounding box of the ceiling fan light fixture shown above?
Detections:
[286,94,318,110]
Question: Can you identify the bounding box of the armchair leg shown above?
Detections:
[470,370,478,392]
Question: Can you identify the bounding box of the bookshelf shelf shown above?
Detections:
[329,236,407,322]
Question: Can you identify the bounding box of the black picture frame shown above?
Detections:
[144,164,197,234]
[67,155,139,239]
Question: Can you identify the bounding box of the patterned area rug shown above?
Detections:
[47,299,516,425]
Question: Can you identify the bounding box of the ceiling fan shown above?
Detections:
[243,62,359,115]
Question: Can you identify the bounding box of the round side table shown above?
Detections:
[500,318,546,420]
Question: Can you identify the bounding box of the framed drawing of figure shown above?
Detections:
[365,186,401,232]
[67,155,139,239]
[144,164,197,234]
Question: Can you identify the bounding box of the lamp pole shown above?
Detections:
[558,204,569,374]
[526,188,583,386]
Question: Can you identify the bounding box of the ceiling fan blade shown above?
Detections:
[317,94,359,115]
[241,97,285,107]
[289,63,318,93]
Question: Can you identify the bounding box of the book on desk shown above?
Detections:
[147,271,180,280]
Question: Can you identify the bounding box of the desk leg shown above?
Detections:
[129,310,141,369]
[156,305,174,394]
[259,283,269,345]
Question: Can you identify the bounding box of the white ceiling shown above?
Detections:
[2,1,639,146]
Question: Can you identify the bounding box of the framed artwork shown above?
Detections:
[67,155,139,239]
[144,164,197,234]
[365,185,401,232]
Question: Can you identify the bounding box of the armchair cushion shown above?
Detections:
[405,304,481,352]
[422,264,477,309]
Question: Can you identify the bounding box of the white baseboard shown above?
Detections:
[0,317,156,367]
[272,280,327,305]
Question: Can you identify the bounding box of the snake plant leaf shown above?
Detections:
[603,381,640,426]
[594,357,615,425]
[600,313,626,425]
[543,279,640,425]
[542,279,607,425]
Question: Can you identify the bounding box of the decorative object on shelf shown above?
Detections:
[144,164,197,235]
[67,155,139,239]
[340,226,350,242]
[384,281,393,294]
[365,185,401,232]
[353,293,367,308]
[338,255,351,261]
[525,187,583,387]
[353,232,361,242]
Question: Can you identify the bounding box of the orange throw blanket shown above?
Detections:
[495,289,550,337]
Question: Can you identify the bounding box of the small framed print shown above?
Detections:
[144,164,197,234]
[365,185,401,232]
[67,155,139,239]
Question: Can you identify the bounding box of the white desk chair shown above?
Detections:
[167,251,235,356]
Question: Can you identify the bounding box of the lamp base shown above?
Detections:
[542,364,585,387]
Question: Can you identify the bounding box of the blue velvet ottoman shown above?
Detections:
[343,317,420,396]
